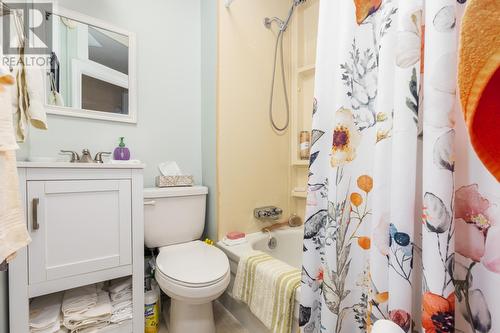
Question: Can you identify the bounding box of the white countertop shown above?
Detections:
[17,161,145,169]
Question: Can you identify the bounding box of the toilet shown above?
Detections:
[144,186,230,333]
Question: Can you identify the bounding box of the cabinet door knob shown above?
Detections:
[32,198,40,230]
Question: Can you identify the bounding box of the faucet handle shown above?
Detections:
[94,152,111,163]
[60,150,80,163]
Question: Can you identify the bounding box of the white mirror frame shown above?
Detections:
[44,6,137,123]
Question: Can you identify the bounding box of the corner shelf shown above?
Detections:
[291,190,307,199]
[292,159,309,167]
[289,0,319,220]
[298,64,316,75]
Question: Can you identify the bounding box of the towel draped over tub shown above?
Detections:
[232,251,301,333]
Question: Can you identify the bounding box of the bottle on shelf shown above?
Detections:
[299,131,310,160]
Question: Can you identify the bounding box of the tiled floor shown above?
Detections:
[159,301,248,333]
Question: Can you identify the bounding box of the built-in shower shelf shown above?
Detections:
[298,64,315,75]
[291,190,307,198]
[292,159,309,166]
[289,0,319,219]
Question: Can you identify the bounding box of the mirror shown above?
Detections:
[45,8,136,123]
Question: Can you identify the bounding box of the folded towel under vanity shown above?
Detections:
[110,298,133,324]
[107,277,131,294]
[108,277,133,302]
[62,285,98,316]
[29,292,63,333]
[232,251,301,333]
[63,291,112,332]
[108,277,133,324]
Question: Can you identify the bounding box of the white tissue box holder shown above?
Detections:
[155,175,194,187]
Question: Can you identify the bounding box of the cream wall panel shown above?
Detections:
[217,0,292,239]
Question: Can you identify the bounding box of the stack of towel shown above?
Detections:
[61,285,98,317]
[232,251,301,333]
[62,285,112,333]
[28,279,133,333]
[108,277,133,324]
[29,293,65,333]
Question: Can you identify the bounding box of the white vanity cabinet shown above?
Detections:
[9,163,144,333]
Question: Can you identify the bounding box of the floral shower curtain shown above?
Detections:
[299,0,500,332]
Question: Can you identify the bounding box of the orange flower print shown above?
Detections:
[353,0,382,25]
[422,292,454,333]
[316,267,324,282]
[357,175,373,193]
[374,291,388,303]
[350,192,363,207]
[357,236,371,250]
[330,108,361,167]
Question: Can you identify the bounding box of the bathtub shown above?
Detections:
[217,227,303,333]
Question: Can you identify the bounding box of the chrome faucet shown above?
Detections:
[60,150,80,162]
[94,152,111,163]
[80,149,94,163]
[60,149,112,163]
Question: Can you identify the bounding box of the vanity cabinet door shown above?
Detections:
[27,179,132,284]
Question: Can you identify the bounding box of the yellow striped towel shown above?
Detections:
[232,251,301,333]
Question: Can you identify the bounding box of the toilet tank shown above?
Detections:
[143,186,208,248]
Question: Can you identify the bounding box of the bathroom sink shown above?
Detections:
[17,161,145,169]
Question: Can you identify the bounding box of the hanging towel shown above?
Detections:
[0,150,31,263]
[232,251,301,333]
[62,285,98,316]
[29,292,63,333]
[0,66,18,151]
[0,46,31,265]
[458,0,500,181]
[8,12,48,142]
[26,65,48,131]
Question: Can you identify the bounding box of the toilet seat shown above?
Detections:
[156,240,229,285]
[155,241,230,303]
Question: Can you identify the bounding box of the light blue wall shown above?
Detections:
[2,1,206,332]
[19,0,203,188]
[201,0,218,241]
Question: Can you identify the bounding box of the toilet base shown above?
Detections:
[169,298,215,333]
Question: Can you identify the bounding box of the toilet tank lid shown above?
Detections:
[144,186,208,198]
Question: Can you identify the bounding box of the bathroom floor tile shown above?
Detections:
[214,300,249,333]
[158,301,248,333]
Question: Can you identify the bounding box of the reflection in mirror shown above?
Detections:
[82,75,128,114]
[46,12,132,119]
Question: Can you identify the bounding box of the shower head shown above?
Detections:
[227,0,305,9]
[293,0,307,6]
[264,0,305,32]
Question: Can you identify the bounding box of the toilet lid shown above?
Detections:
[156,241,229,286]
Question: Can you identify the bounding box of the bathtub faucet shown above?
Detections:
[254,206,283,221]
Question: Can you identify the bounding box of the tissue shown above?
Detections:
[156,162,194,187]
[158,161,182,176]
